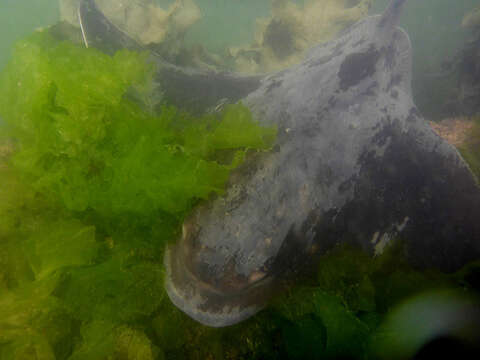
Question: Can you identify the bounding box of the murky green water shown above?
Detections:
[1,1,480,359]
[0,0,58,70]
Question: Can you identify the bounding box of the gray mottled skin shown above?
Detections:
[165,0,480,327]
[78,0,480,327]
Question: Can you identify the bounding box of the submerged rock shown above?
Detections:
[437,6,480,117]
[462,6,480,29]
[229,0,373,73]
[60,0,201,53]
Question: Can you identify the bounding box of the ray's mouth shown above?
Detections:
[178,215,272,294]
[163,224,275,327]
[164,245,273,327]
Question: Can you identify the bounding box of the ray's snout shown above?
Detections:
[164,209,274,327]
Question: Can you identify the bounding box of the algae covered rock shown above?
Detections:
[229,0,373,73]
[63,0,372,74]
[60,0,201,46]
[439,6,480,117]
[462,6,480,29]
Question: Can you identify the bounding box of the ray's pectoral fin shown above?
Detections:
[326,111,480,272]
[379,115,480,271]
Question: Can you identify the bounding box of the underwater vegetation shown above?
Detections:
[0,29,480,360]
[0,31,275,359]
[0,31,276,217]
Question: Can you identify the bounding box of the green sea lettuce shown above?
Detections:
[0,168,97,360]
[0,29,277,360]
[58,256,165,324]
[68,322,161,360]
[0,31,276,218]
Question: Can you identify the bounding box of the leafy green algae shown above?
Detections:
[0,30,275,360]
[1,30,479,360]
[0,31,276,217]
[139,242,478,360]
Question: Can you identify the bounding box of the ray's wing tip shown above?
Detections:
[380,0,408,28]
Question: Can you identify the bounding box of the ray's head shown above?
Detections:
[164,195,287,327]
